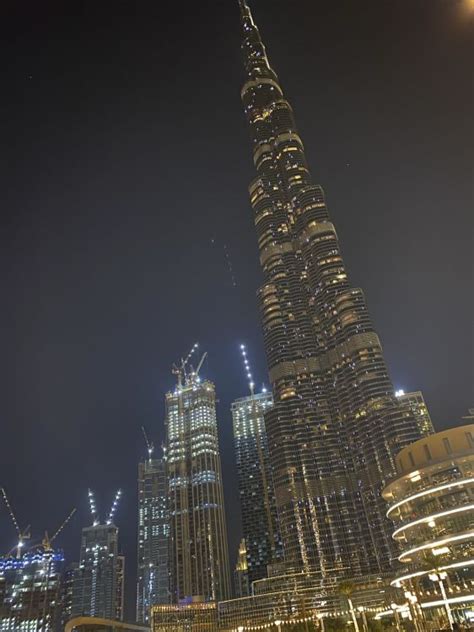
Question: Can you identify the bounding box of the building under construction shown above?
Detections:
[166,345,231,603]
[0,488,76,632]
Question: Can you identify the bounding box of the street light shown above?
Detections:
[274,620,282,632]
[428,571,455,631]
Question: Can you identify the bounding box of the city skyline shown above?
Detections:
[1,0,472,619]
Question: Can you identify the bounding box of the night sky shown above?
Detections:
[1,0,472,619]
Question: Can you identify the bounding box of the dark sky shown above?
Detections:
[1,0,472,619]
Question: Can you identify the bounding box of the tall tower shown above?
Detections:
[72,491,124,620]
[166,348,231,602]
[136,438,170,623]
[231,345,282,588]
[238,1,422,578]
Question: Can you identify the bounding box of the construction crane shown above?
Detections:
[172,342,199,387]
[141,426,154,459]
[1,488,31,558]
[1,487,76,556]
[42,508,77,551]
[193,351,208,379]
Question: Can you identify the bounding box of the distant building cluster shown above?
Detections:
[1,1,472,631]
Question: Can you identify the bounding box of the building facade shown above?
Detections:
[0,548,65,632]
[151,601,218,632]
[136,455,169,622]
[232,390,282,586]
[396,390,435,436]
[237,0,423,578]
[72,524,124,621]
[383,425,474,628]
[166,368,231,602]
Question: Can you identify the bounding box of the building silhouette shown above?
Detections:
[136,451,169,622]
[238,0,423,578]
[232,389,282,587]
[166,353,231,602]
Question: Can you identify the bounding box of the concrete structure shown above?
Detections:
[237,0,423,580]
[383,424,474,628]
[232,389,282,587]
[136,454,169,622]
[396,390,435,436]
[166,361,231,602]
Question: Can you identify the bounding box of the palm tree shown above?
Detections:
[339,581,360,632]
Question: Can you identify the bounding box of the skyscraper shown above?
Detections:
[395,389,435,436]
[237,0,422,578]
[136,449,169,622]
[72,491,124,620]
[166,351,231,602]
[232,387,282,586]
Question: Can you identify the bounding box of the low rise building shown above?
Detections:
[383,424,474,628]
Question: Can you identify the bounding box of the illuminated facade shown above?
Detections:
[0,549,64,632]
[151,601,217,632]
[234,539,249,598]
[396,390,435,436]
[136,455,169,622]
[383,425,474,627]
[72,524,124,621]
[238,0,422,577]
[166,371,231,602]
[232,390,282,587]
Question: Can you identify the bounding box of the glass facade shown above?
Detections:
[72,524,124,620]
[238,0,422,578]
[166,373,231,602]
[136,456,169,622]
[232,391,282,588]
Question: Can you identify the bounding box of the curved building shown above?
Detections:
[237,0,423,578]
[383,425,474,625]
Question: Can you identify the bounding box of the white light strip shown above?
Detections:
[391,558,474,585]
[421,594,474,608]
[387,477,474,518]
[399,531,474,561]
[392,504,474,538]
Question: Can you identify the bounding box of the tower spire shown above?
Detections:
[238,0,253,23]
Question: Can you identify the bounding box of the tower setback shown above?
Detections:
[238,0,423,577]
